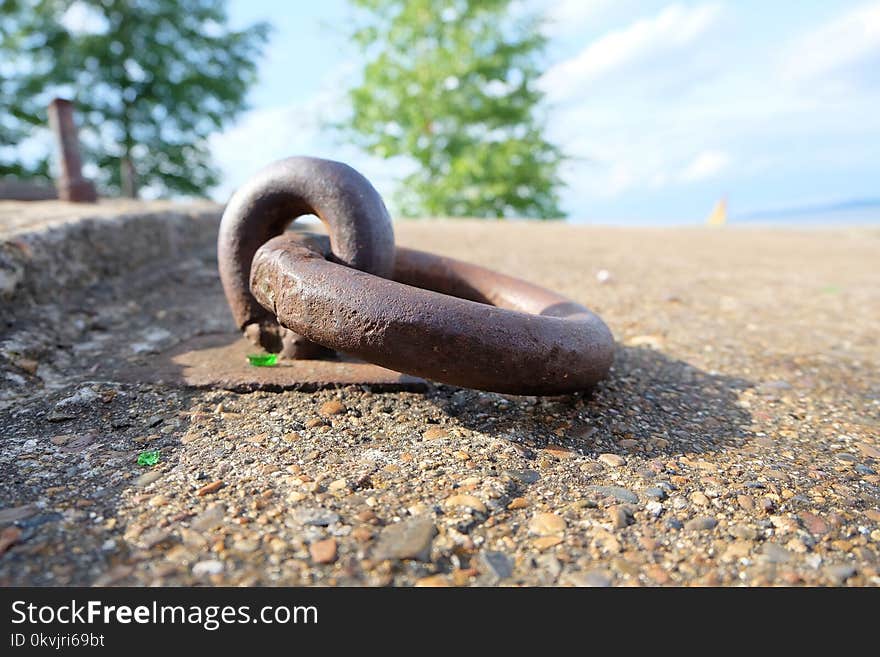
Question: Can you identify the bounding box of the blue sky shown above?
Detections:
[211,1,880,223]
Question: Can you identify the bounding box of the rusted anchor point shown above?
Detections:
[219,156,614,395]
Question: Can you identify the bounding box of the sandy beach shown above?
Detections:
[1,203,878,586]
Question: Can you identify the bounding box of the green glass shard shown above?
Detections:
[137,450,160,466]
[247,353,278,367]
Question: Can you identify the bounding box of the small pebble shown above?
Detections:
[422,427,448,440]
[373,516,436,561]
[296,508,340,527]
[824,564,857,585]
[607,505,633,529]
[328,478,348,492]
[598,453,625,467]
[480,551,514,579]
[0,526,23,555]
[192,560,223,576]
[445,494,487,514]
[196,480,224,496]
[644,487,667,500]
[760,542,792,564]
[737,494,755,511]
[585,486,638,504]
[670,496,688,510]
[190,504,225,532]
[134,471,162,487]
[505,469,540,484]
[529,513,566,536]
[684,516,717,531]
[507,497,529,510]
[856,443,880,459]
[414,575,450,587]
[309,538,338,564]
[533,536,563,550]
[318,400,346,417]
[690,492,710,506]
[799,511,829,535]
[564,570,612,587]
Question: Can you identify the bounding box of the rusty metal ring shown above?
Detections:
[218,156,394,357]
[249,232,614,395]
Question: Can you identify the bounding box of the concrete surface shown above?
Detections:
[0,201,878,586]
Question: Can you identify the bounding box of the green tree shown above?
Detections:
[344,0,564,219]
[0,1,52,180]
[0,0,268,197]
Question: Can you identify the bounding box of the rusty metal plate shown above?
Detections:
[121,333,428,392]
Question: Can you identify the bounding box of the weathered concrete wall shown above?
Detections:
[0,201,221,310]
[0,178,57,201]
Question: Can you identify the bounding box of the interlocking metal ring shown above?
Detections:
[219,156,614,395]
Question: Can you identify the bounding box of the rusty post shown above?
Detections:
[47,98,97,203]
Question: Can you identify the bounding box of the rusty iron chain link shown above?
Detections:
[218,156,614,394]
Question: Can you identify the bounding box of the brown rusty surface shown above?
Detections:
[250,233,614,395]
[217,156,394,357]
[47,98,97,203]
[119,333,427,393]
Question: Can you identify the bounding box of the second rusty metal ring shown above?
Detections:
[250,232,614,395]
[218,156,394,358]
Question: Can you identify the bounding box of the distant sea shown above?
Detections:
[570,198,880,226]
[731,198,880,226]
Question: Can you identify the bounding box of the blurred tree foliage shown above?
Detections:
[0,1,51,180]
[344,0,565,219]
[0,0,268,197]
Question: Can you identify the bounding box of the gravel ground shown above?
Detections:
[1,206,878,587]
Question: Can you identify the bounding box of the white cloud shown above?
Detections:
[604,162,635,196]
[209,100,326,202]
[208,89,413,211]
[542,4,878,214]
[540,3,722,99]
[679,150,730,182]
[781,2,880,83]
[543,0,612,36]
[60,1,108,35]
